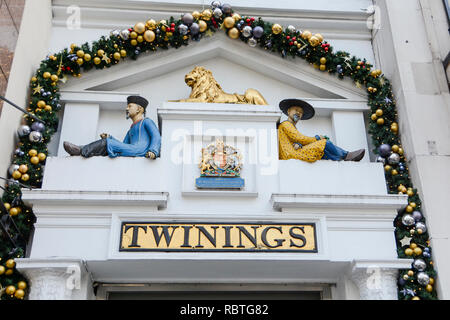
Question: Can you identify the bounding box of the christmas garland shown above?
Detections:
[0,2,437,300]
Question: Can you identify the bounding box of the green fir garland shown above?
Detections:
[0,5,437,300]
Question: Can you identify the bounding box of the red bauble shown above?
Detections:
[246,18,250,23]
[292,37,296,41]
[289,41,294,46]
[67,67,71,71]
[171,23,175,27]
[286,36,290,40]
[250,17,255,22]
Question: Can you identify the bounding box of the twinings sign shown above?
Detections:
[120,222,317,252]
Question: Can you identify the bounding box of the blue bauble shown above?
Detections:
[398,278,406,286]
[423,252,431,258]
[190,22,200,35]
[378,144,392,157]
[252,26,264,39]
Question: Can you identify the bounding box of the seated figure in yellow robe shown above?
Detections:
[278,99,365,163]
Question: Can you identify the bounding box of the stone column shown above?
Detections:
[16,258,94,300]
[351,266,399,300]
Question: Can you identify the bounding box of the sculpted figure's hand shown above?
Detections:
[293,143,302,150]
[100,133,109,139]
[146,151,156,159]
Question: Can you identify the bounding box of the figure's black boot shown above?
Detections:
[344,149,365,162]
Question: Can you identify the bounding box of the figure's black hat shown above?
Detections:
[279,99,315,120]
[127,96,149,109]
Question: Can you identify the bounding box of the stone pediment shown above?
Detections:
[60,33,367,107]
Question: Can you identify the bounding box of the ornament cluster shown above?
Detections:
[0,1,437,300]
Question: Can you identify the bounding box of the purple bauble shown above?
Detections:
[221,3,232,14]
[378,144,392,157]
[412,210,422,222]
[252,26,264,39]
[182,13,194,26]
[31,121,45,132]
[190,23,200,35]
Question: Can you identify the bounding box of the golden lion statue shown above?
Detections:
[174,66,268,105]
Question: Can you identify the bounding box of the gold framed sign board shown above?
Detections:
[120,222,317,253]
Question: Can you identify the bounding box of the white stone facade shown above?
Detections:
[1,0,449,299]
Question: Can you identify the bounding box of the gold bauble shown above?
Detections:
[37,100,46,108]
[84,54,91,62]
[301,30,312,40]
[143,30,156,42]
[134,22,146,34]
[228,28,240,39]
[120,50,127,57]
[21,174,30,182]
[223,16,235,29]
[14,289,25,299]
[113,52,121,60]
[320,57,327,65]
[77,58,84,65]
[19,164,28,174]
[429,278,434,285]
[130,39,138,46]
[198,20,208,32]
[377,118,385,125]
[6,259,15,269]
[313,63,319,69]
[12,171,21,180]
[28,149,38,157]
[384,165,392,172]
[97,49,105,56]
[94,57,101,65]
[202,9,212,21]
[4,203,10,210]
[410,202,417,208]
[375,109,383,117]
[130,31,138,39]
[9,207,19,216]
[412,297,420,301]
[76,50,85,58]
[314,33,324,43]
[43,72,51,79]
[414,247,423,256]
[166,32,173,37]
[309,36,320,47]
[232,13,241,21]
[38,153,46,161]
[0,266,5,275]
[146,19,157,30]
[137,35,144,43]
[30,156,40,165]
[398,148,404,155]
[31,76,37,82]
[408,270,414,276]
[45,105,52,112]
[405,248,413,256]
[391,169,398,176]
[319,64,326,71]
[426,285,433,293]
[5,286,16,296]
[50,75,59,82]
[272,24,283,35]
[391,145,399,153]
[192,11,201,20]
[5,269,13,276]
[403,274,409,280]
[407,190,414,197]
[406,205,413,213]
[17,281,27,290]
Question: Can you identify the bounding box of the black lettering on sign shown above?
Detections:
[261,226,285,248]
[196,226,219,248]
[124,225,147,248]
[149,226,179,247]
[289,226,307,248]
[237,226,259,248]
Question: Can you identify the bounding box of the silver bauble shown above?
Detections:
[412,210,423,222]
[402,214,415,227]
[17,125,31,138]
[213,7,223,18]
[388,153,400,165]
[417,272,430,286]
[178,24,189,35]
[110,29,121,37]
[242,26,252,38]
[120,29,130,40]
[415,222,427,233]
[8,164,19,176]
[190,23,200,35]
[375,156,386,165]
[413,259,427,272]
[211,1,221,8]
[287,25,296,33]
[248,37,257,47]
[182,13,194,26]
[252,26,264,38]
[29,131,43,143]
[221,3,232,14]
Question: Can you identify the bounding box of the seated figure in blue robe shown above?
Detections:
[63,96,161,159]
